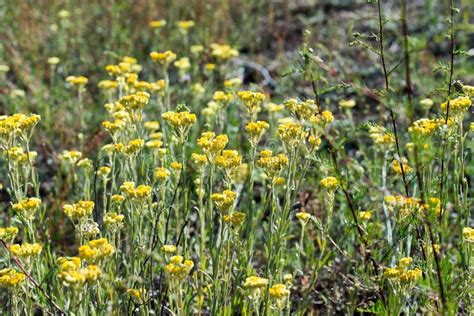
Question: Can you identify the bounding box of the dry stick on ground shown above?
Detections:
[1,240,66,315]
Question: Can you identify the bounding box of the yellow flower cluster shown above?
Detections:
[155,167,171,181]
[216,150,242,170]
[284,99,318,120]
[0,226,19,242]
[268,283,290,299]
[338,99,356,109]
[310,110,334,127]
[384,195,421,218]
[246,121,269,146]
[408,118,442,137]
[359,211,372,221]
[211,190,236,213]
[118,91,150,113]
[243,275,269,289]
[177,20,195,30]
[257,150,288,177]
[63,200,95,220]
[384,257,422,283]
[60,150,82,164]
[0,113,41,141]
[161,245,177,254]
[422,197,441,216]
[223,211,246,227]
[57,257,101,288]
[463,227,474,243]
[238,91,265,118]
[5,147,37,164]
[127,288,146,300]
[296,212,311,225]
[103,212,125,231]
[164,255,194,280]
[120,182,151,200]
[66,75,88,86]
[320,176,339,190]
[162,111,197,129]
[10,243,42,260]
[197,132,228,159]
[12,197,41,220]
[277,122,306,148]
[213,91,233,104]
[150,19,166,28]
[0,268,26,289]
[123,138,144,155]
[391,157,413,175]
[174,57,191,71]
[440,96,471,116]
[211,43,239,60]
[150,50,177,66]
[368,125,395,147]
[79,238,114,263]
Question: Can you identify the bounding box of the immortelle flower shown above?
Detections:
[223,212,246,228]
[296,212,311,226]
[0,268,26,289]
[0,226,19,242]
[197,132,229,161]
[63,200,94,220]
[103,212,125,232]
[243,276,269,301]
[384,257,422,284]
[268,283,290,309]
[150,19,166,28]
[10,243,42,260]
[150,50,177,66]
[391,157,413,175]
[246,121,270,147]
[320,176,339,190]
[78,238,114,264]
[277,122,306,149]
[164,255,194,280]
[359,211,372,221]
[238,91,265,119]
[211,190,236,214]
[338,99,356,110]
[66,75,88,86]
[12,198,41,221]
[161,245,177,254]
[463,227,474,243]
[210,43,239,60]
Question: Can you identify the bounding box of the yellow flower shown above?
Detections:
[408,118,442,137]
[257,150,288,177]
[368,124,395,147]
[296,212,311,225]
[463,227,474,243]
[4,147,37,164]
[124,138,144,155]
[47,56,60,65]
[66,75,88,86]
[12,198,41,220]
[150,50,177,66]
[246,121,269,147]
[161,245,177,254]
[177,20,195,30]
[238,91,265,118]
[268,283,290,299]
[243,276,268,289]
[0,268,26,288]
[174,57,191,71]
[120,182,151,200]
[420,98,434,110]
[391,157,413,175]
[359,211,372,221]
[104,212,124,231]
[127,288,146,300]
[211,190,236,213]
[60,150,82,164]
[310,110,334,126]
[155,167,170,181]
[338,99,356,109]
[197,132,229,159]
[191,153,208,167]
[216,150,242,170]
[400,268,422,283]
[10,243,42,259]
[223,212,246,227]
[398,257,413,268]
[320,176,339,190]
[0,226,19,242]
[164,256,194,280]
[162,111,197,138]
[79,238,114,263]
[384,267,402,279]
[150,20,166,28]
[223,77,242,88]
[440,96,471,116]
[190,45,204,55]
[63,200,94,220]
[277,122,306,148]
[210,43,239,60]
[97,166,111,177]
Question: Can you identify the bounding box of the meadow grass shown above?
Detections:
[0,1,473,315]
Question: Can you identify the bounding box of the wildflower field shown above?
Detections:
[1,1,473,314]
